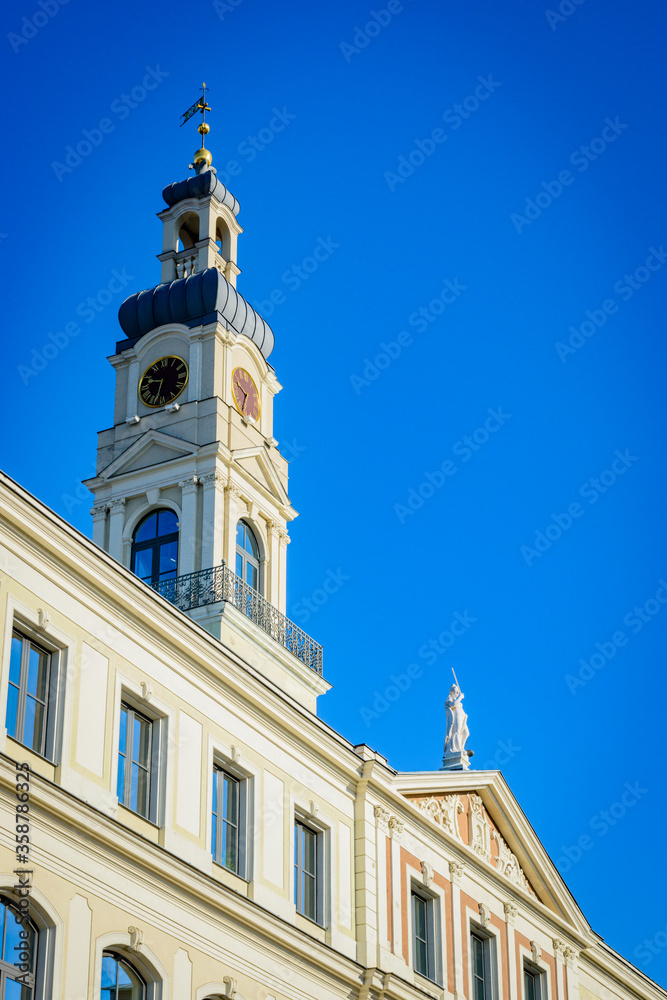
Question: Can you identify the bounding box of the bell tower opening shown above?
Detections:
[177,211,200,251]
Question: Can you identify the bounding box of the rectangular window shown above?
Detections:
[524,966,543,1000]
[412,889,437,981]
[294,820,321,923]
[472,932,490,1000]
[212,767,242,874]
[117,702,153,819]
[6,630,51,757]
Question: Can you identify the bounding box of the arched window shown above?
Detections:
[236,521,260,591]
[131,510,179,586]
[176,211,199,251]
[101,952,145,999]
[0,896,37,996]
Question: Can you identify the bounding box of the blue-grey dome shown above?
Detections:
[117,268,274,358]
[162,170,240,216]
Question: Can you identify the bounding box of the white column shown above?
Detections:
[564,949,580,1000]
[389,817,404,959]
[90,504,108,550]
[267,522,281,607]
[200,472,225,570]
[178,476,199,576]
[553,939,565,1000]
[278,528,289,614]
[223,483,242,570]
[188,333,203,404]
[505,902,519,1000]
[450,861,465,1000]
[374,807,390,954]
[107,498,126,564]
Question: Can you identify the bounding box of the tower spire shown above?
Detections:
[180,83,213,171]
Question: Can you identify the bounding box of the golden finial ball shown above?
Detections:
[198,122,210,136]
[193,147,213,167]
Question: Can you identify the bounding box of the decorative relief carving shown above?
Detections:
[530,941,542,964]
[420,861,434,887]
[413,794,464,842]
[230,745,241,764]
[201,472,225,490]
[553,939,566,959]
[388,816,404,841]
[492,829,533,894]
[178,476,200,493]
[36,608,50,630]
[504,902,518,925]
[449,860,464,884]
[224,480,243,498]
[128,926,143,952]
[90,504,108,520]
[140,681,153,703]
[478,902,491,928]
[307,800,318,819]
[223,976,238,998]
[108,498,126,513]
[469,793,492,863]
[374,805,391,831]
[563,947,578,969]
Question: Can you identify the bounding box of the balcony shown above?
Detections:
[150,564,323,676]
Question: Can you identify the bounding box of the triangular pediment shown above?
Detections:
[394,771,589,934]
[97,431,199,480]
[232,447,290,506]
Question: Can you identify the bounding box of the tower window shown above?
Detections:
[236,521,260,591]
[131,509,179,586]
[101,952,145,999]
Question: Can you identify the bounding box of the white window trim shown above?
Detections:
[0,879,65,1000]
[409,878,443,986]
[520,945,549,1000]
[1,597,74,766]
[467,913,501,1000]
[92,931,168,1000]
[111,673,172,827]
[205,738,257,882]
[291,793,331,929]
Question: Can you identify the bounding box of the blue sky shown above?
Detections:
[2,0,666,984]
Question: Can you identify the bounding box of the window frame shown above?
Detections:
[0,895,37,997]
[211,764,248,879]
[523,960,546,1000]
[130,508,180,587]
[411,885,439,983]
[117,699,161,824]
[101,950,146,999]
[469,926,498,1000]
[294,817,324,926]
[4,620,65,764]
[235,520,261,593]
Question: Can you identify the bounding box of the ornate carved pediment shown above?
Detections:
[405,791,537,897]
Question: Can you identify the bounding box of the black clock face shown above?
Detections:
[138,356,188,408]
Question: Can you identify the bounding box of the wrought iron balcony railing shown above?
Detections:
[151,564,323,676]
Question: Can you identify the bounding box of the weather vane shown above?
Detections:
[180,83,212,147]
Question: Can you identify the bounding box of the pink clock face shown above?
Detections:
[232,368,260,421]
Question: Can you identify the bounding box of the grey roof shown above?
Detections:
[162,170,240,216]
[117,268,274,358]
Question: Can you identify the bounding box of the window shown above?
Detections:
[6,631,51,757]
[524,965,544,1000]
[212,767,243,875]
[235,521,260,591]
[472,932,492,1000]
[101,952,145,999]
[0,897,37,997]
[131,510,179,586]
[118,703,153,819]
[294,820,321,924]
[412,889,436,981]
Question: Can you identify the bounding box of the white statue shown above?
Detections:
[444,683,469,754]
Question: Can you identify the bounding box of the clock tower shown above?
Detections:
[84,105,317,683]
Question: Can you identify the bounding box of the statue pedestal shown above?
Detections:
[441,750,471,771]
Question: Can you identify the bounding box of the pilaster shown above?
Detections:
[553,938,566,1000]
[90,504,108,550]
[107,498,126,563]
[200,472,225,569]
[450,860,465,1000]
[505,902,519,1000]
[223,482,243,569]
[178,477,199,575]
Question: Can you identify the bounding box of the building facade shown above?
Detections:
[0,136,662,1000]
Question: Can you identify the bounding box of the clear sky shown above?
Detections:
[2,0,666,985]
